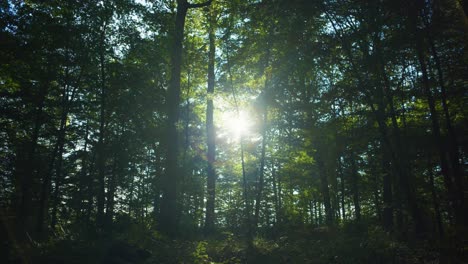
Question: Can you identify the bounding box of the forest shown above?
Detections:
[0,0,467,263]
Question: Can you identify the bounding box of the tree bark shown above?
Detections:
[254,103,267,229]
[204,6,216,235]
[349,152,361,221]
[160,0,212,237]
[17,76,49,232]
[427,34,465,226]
[318,158,333,225]
[96,20,108,230]
[337,156,346,220]
[77,122,90,222]
[382,148,393,231]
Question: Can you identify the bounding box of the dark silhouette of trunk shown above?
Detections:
[338,157,346,220]
[49,125,66,230]
[272,165,279,225]
[318,200,323,225]
[77,122,90,221]
[160,0,212,237]
[254,104,267,228]
[37,113,64,233]
[330,159,340,221]
[327,9,426,233]
[37,86,72,233]
[407,0,460,232]
[372,170,381,222]
[18,76,50,232]
[49,69,80,232]
[349,152,361,221]
[152,144,161,219]
[204,6,216,235]
[427,35,465,226]
[318,158,333,225]
[370,92,425,233]
[416,44,457,224]
[105,154,118,229]
[240,135,252,249]
[96,21,108,230]
[85,149,97,225]
[37,144,58,234]
[382,147,393,231]
[428,158,444,237]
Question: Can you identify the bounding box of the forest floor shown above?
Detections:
[6,221,466,264]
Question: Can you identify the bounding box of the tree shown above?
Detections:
[204,3,217,235]
[160,0,212,237]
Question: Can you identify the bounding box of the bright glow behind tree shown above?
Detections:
[218,109,253,142]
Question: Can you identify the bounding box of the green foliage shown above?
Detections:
[192,241,210,264]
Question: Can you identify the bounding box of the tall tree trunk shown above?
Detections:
[349,152,361,221]
[416,46,459,224]
[50,121,67,230]
[254,104,267,229]
[204,6,216,235]
[276,165,283,225]
[272,164,279,225]
[382,147,393,231]
[105,153,118,230]
[427,35,465,226]
[49,69,79,231]
[37,114,63,233]
[375,32,427,233]
[428,158,444,237]
[408,0,460,231]
[318,158,333,225]
[160,0,212,237]
[17,78,49,232]
[338,156,346,220]
[152,144,161,219]
[86,149,97,225]
[77,122,90,222]
[96,21,108,230]
[328,11,426,232]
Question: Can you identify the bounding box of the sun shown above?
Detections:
[219,110,252,141]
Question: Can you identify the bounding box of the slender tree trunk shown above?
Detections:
[428,158,444,237]
[50,121,67,230]
[277,166,283,224]
[49,71,79,231]
[77,122,90,221]
[37,125,61,233]
[328,11,425,232]
[382,147,393,231]
[428,36,465,226]
[408,0,460,232]
[204,6,216,235]
[349,152,361,221]
[254,105,267,229]
[86,149,97,225]
[96,21,108,230]
[318,200,323,225]
[415,36,460,224]
[318,158,333,225]
[272,165,279,225]
[152,144,161,219]
[105,153,118,229]
[338,156,346,220]
[18,78,49,232]
[330,162,340,221]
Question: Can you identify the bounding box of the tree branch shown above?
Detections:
[187,0,212,9]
